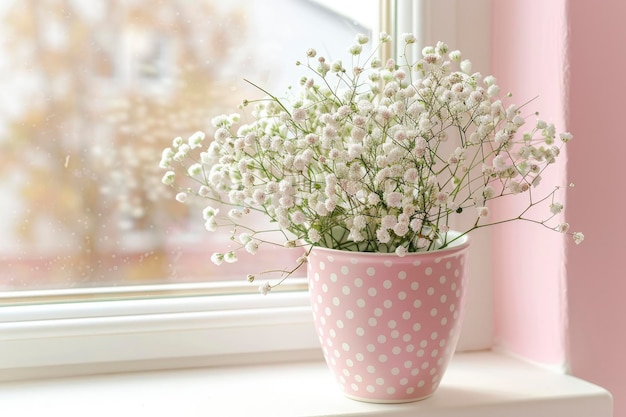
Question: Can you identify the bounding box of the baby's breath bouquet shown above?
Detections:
[159,33,582,293]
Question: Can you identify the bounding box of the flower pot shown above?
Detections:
[307,232,470,403]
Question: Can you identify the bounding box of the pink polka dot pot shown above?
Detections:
[307,232,470,403]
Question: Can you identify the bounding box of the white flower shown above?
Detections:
[202,206,219,219]
[395,245,408,257]
[224,251,238,263]
[402,33,416,44]
[204,218,218,232]
[259,281,272,295]
[175,192,187,203]
[550,202,563,215]
[376,228,391,244]
[308,229,321,243]
[557,223,570,233]
[161,171,175,185]
[188,131,205,149]
[573,232,584,245]
[245,241,259,255]
[210,253,224,266]
[477,206,489,218]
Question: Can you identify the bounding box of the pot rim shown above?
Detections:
[309,230,470,257]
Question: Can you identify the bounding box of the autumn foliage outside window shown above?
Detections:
[0,0,373,291]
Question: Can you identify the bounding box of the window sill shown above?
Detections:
[0,350,611,417]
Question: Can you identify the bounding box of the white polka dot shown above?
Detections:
[406,387,415,395]
[446,261,452,269]
[377,335,387,344]
[336,319,344,328]
[384,260,393,267]
[417,349,425,357]
[440,317,448,326]
[383,280,392,289]
[366,267,376,276]
[430,308,438,317]
[430,331,438,340]
[439,275,447,284]
[367,365,376,373]
[354,278,363,287]
[425,267,433,276]
[392,346,401,355]
[412,323,421,331]
[322,284,328,293]
[412,260,421,266]
[357,298,366,308]
[378,354,388,363]
[398,271,407,280]
[342,285,351,295]
[418,380,425,388]
[314,273,320,282]
[402,334,412,342]
[391,367,400,375]
[402,311,411,320]
[420,340,428,348]
[355,374,363,382]
[356,353,365,361]
[330,273,338,282]
[449,304,456,312]
[454,269,460,277]
[319,261,325,270]
[333,349,340,358]
[374,308,383,317]
[341,266,349,275]
[451,283,457,291]
[368,288,377,297]
[413,299,422,308]
[411,368,420,376]
[391,330,399,339]
[421,361,430,370]
[383,299,393,309]
[404,360,413,369]
[368,317,377,326]
[386,387,396,394]
[342,368,350,376]
[427,287,435,296]
[410,282,419,290]
[351,383,359,391]
[332,296,340,306]
[346,310,354,319]
[367,344,376,353]
[387,320,397,329]
[346,359,354,367]
[324,307,331,316]
[431,348,439,357]
[376,377,385,386]
[366,385,375,393]
[440,294,447,303]
[356,327,365,336]
[342,342,350,351]
[400,377,409,385]
[398,291,407,300]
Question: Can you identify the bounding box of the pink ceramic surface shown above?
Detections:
[308,234,470,403]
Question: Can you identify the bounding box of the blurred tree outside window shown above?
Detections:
[0,0,374,291]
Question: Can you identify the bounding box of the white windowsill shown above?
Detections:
[0,351,611,417]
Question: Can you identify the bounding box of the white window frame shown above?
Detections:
[0,0,493,381]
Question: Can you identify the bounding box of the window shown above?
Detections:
[0,0,492,380]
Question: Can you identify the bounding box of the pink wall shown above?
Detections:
[493,0,626,415]
[491,0,569,364]
[566,1,626,415]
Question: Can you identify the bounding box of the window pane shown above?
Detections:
[0,0,375,291]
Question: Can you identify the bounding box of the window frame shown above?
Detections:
[0,0,493,381]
